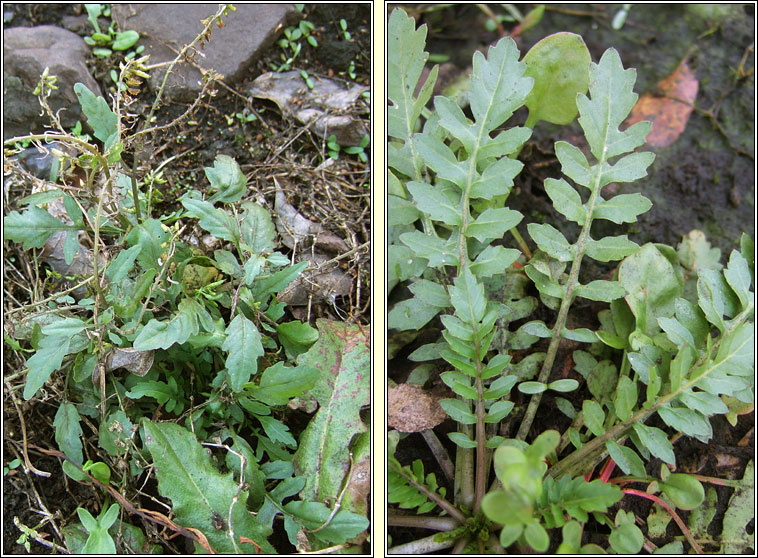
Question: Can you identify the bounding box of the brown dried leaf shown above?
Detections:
[388,384,447,433]
[626,60,698,148]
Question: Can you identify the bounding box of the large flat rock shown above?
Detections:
[112,4,299,101]
[3,25,102,140]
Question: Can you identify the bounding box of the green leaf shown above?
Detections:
[253,261,308,298]
[434,95,476,154]
[133,298,202,350]
[181,197,239,243]
[441,371,477,399]
[142,420,274,553]
[4,206,72,249]
[523,32,590,127]
[112,29,139,50]
[388,296,441,331]
[466,208,522,243]
[518,381,547,394]
[449,268,486,325]
[409,279,450,308]
[414,134,468,186]
[388,194,420,226]
[399,230,458,268]
[276,321,318,359]
[249,362,320,406]
[548,379,579,392]
[524,520,550,552]
[599,152,655,186]
[387,8,437,143]
[660,474,704,510]
[544,178,586,224]
[294,320,369,504]
[619,244,682,336]
[724,250,753,310]
[720,460,754,554]
[471,246,520,277]
[106,244,141,283]
[407,181,461,226]
[223,314,264,392]
[485,400,515,422]
[582,399,605,437]
[528,223,573,262]
[79,504,118,554]
[448,431,477,448]
[525,265,564,299]
[658,319,696,353]
[239,201,276,254]
[584,235,638,262]
[609,522,644,554]
[614,376,637,422]
[657,406,712,439]
[469,156,523,199]
[124,218,168,271]
[554,141,591,187]
[574,279,626,302]
[678,390,728,415]
[576,48,651,160]
[73,83,118,150]
[54,403,83,465]
[605,440,646,478]
[632,423,675,465]
[24,335,72,400]
[593,193,652,224]
[125,380,173,406]
[439,398,477,424]
[469,36,533,135]
[257,414,296,447]
[283,501,369,545]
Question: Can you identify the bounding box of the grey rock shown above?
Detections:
[2,26,102,140]
[112,3,299,102]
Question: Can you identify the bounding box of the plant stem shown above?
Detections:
[516,145,607,441]
[623,488,703,554]
[551,302,754,478]
[421,430,455,484]
[389,461,467,523]
[388,534,455,555]
[387,514,459,531]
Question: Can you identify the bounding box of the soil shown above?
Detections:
[3,3,370,553]
[387,3,754,554]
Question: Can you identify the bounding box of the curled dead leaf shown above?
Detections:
[626,59,698,148]
[105,347,155,376]
[388,384,447,433]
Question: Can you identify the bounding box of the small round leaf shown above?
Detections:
[523,32,591,127]
[660,473,705,510]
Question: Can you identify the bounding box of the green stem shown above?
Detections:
[550,302,754,478]
[516,144,607,441]
[389,461,467,523]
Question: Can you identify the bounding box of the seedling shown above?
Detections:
[83,4,142,59]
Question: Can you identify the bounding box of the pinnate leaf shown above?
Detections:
[576,49,651,160]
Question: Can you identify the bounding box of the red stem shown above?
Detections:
[622,488,703,554]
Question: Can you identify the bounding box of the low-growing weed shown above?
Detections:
[387,8,753,554]
[3,5,369,553]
